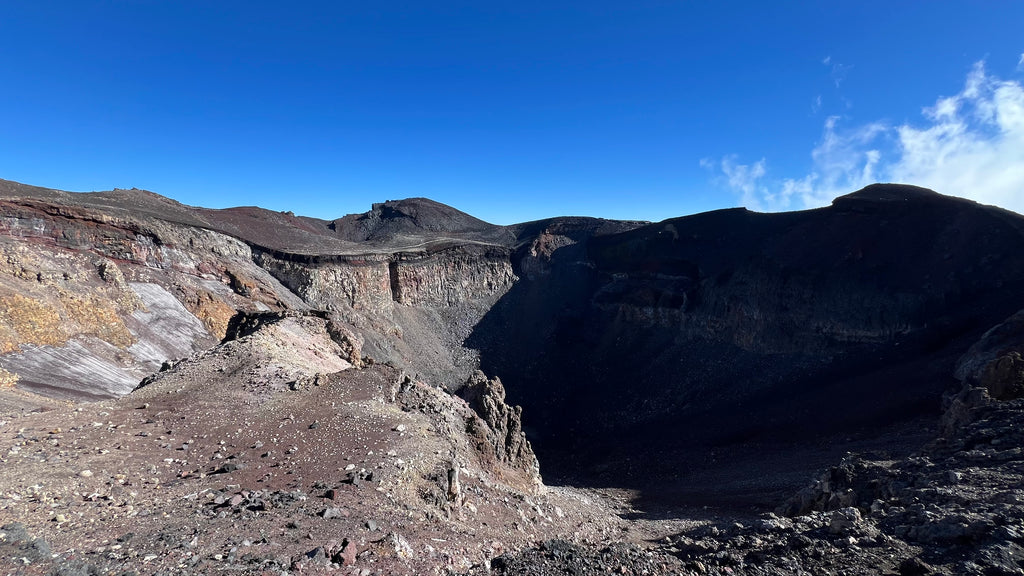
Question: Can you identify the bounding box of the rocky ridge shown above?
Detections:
[0,180,522,401]
[3,178,1024,574]
[0,312,618,575]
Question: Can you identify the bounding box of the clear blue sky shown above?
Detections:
[2,2,1023,224]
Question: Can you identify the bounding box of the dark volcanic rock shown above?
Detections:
[467,539,687,576]
[459,370,539,476]
[470,183,1024,506]
[329,197,514,247]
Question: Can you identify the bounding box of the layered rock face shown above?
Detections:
[252,245,515,313]
[5,179,1024,510]
[5,178,1024,574]
[0,182,517,400]
[0,197,298,398]
[471,184,1024,501]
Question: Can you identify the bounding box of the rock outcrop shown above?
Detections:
[955,308,1024,401]
[479,309,1024,576]
[471,184,1024,503]
[5,178,1024,505]
[459,370,539,478]
[0,180,519,400]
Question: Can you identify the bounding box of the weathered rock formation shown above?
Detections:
[0,181,519,400]
[4,178,1024,510]
[5,177,1024,574]
[471,184,1024,503]
[0,195,298,398]
[459,370,538,477]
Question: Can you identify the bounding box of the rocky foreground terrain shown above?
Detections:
[2,178,1024,574]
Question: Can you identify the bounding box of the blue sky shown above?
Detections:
[1,2,1023,224]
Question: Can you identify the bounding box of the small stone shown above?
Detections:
[345,464,356,471]
[216,462,240,474]
[335,539,357,566]
[366,519,378,531]
[899,557,933,576]
[54,514,68,523]
[321,507,345,519]
[828,507,862,534]
[394,424,406,433]
[79,470,93,478]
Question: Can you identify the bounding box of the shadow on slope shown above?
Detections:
[467,184,1024,512]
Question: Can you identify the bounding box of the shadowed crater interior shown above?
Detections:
[467,184,1024,510]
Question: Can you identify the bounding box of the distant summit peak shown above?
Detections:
[834,183,950,204]
[329,197,509,245]
[368,197,488,228]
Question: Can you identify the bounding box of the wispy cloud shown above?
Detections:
[706,60,1024,214]
[1017,53,1024,71]
[822,56,851,88]
[701,156,768,209]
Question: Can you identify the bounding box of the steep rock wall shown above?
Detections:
[252,245,515,312]
[0,196,520,400]
[252,250,394,314]
[0,200,302,399]
[391,246,516,307]
[469,186,1024,501]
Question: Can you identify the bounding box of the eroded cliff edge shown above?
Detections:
[4,179,1024,512]
[0,181,521,399]
[471,184,1024,503]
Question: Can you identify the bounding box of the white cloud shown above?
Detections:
[706,156,768,209]
[1018,53,1024,71]
[710,60,1024,215]
[889,62,1024,211]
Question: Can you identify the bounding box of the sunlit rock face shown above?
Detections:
[0,182,518,400]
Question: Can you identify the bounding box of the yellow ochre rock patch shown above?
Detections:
[0,366,18,387]
[181,290,236,341]
[0,290,138,353]
[0,293,65,351]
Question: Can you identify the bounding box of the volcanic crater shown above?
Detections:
[3,178,1024,575]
